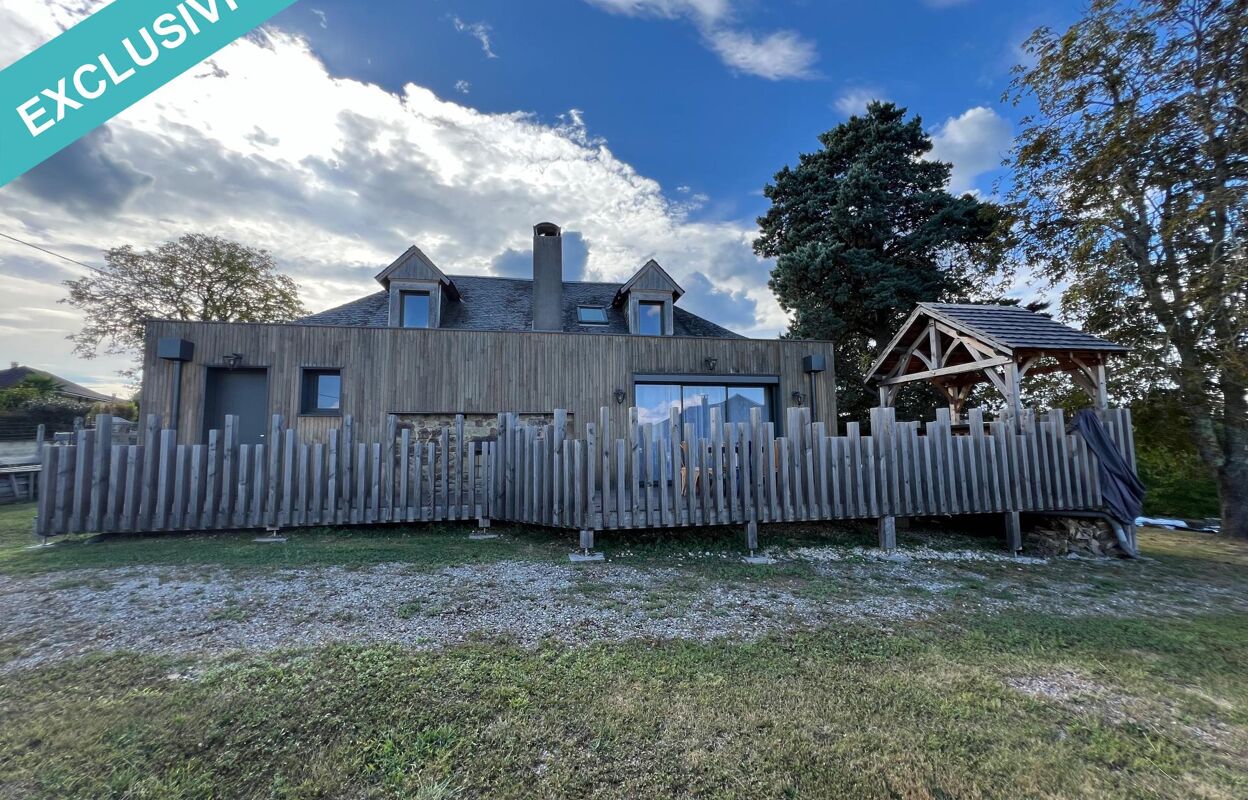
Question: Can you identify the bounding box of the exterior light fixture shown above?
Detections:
[222,353,244,369]
[703,357,718,372]
[614,388,627,404]
[791,390,806,406]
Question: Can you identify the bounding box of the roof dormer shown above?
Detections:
[614,259,683,336]
[375,246,459,329]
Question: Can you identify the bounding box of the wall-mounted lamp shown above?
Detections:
[703,357,718,372]
[613,388,627,405]
[791,390,806,406]
[222,353,244,369]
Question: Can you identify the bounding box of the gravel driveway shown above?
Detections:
[3,541,1242,672]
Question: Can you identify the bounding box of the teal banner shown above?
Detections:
[0,0,299,188]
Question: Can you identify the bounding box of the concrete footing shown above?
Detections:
[253,535,287,543]
[878,516,897,550]
[469,533,499,540]
[570,529,603,562]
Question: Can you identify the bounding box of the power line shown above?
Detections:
[0,231,100,272]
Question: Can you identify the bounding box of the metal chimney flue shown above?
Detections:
[532,222,562,331]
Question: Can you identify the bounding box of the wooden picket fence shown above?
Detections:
[491,405,1135,531]
[33,406,1135,539]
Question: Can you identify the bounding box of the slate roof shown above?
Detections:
[0,366,113,402]
[922,303,1129,353]
[297,274,744,339]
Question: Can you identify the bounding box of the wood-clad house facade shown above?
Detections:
[139,224,836,445]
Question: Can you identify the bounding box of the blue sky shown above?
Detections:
[278,0,1075,216]
[0,0,1086,393]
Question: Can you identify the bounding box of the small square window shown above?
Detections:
[577,305,608,325]
[301,369,341,415]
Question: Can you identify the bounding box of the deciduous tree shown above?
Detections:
[64,234,306,377]
[1008,0,1247,536]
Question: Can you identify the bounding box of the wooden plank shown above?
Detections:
[219,416,235,527]
[267,416,283,529]
[453,415,464,520]
[71,430,91,533]
[295,443,309,526]
[122,446,140,532]
[311,442,325,526]
[777,437,791,521]
[398,429,410,519]
[153,431,175,530]
[572,439,584,529]
[88,415,111,530]
[629,408,641,527]
[105,441,125,531]
[236,444,251,528]
[53,444,74,534]
[616,438,627,528]
[601,407,612,522]
[444,426,454,521]
[669,407,682,525]
[251,444,267,528]
[370,443,381,524]
[353,443,367,523]
[682,423,697,526]
[172,444,188,529]
[280,429,295,527]
[203,430,220,530]
[36,446,58,537]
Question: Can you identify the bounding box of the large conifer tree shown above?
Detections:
[754,102,1009,421]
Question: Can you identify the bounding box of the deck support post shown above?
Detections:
[1004,511,1022,553]
[878,516,897,550]
[746,515,759,554]
[570,529,604,562]
[469,516,498,540]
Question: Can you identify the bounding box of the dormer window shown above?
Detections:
[638,301,664,335]
[400,290,431,328]
[577,305,608,325]
[614,258,683,337]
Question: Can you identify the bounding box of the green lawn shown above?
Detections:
[1,503,1246,799]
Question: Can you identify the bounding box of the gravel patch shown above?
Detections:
[0,560,930,671]
[2,543,1244,671]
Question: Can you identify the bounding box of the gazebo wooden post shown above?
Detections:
[1003,361,1023,431]
[1094,362,1109,410]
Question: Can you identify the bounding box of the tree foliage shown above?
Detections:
[1007,0,1247,535]
[755,102,1012,423]
[63,234,307,369]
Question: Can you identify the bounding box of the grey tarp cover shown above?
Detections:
[1068,410,1146,524]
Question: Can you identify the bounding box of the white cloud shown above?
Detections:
[311,8,327,29]
[705,29,816,80]
[585,0,732,24]
[451,16,498,59]
[923,0,974,7]
[585,0,816,80]
[834,87,887,116]
[0,2,784,392]
[454,79,471,95]
[927,106,1013,194]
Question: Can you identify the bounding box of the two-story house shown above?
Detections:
[139,223,835,444]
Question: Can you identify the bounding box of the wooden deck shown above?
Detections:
[31,406,1135,549]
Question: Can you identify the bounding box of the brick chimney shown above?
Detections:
[532,222,562,331]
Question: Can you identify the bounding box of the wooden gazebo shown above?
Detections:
[866,303,1129,423]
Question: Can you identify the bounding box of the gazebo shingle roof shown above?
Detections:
[921,303,1129,354]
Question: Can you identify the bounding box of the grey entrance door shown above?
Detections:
[204,368,268,444]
